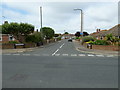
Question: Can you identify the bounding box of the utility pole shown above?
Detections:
[40,6,44,43]
[74,9,83,37]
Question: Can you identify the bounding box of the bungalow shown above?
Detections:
[90,24,120,40]
[61,34,75,39]
[0,34,17,43]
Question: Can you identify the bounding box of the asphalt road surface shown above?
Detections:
[2,40,118,88]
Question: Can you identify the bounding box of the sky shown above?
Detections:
[0,0,119,34]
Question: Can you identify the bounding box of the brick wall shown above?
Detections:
[83,42,120,51]
[0,35,9,43]
[92,45,120,51]
[2,43,14,49]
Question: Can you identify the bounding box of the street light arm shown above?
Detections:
[74,9,82,12]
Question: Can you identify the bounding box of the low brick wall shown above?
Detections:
[2,43,14,49]
[92,45,120,51]
[83,42,120,51]
[2,43,37,49]
[25,43,36,48]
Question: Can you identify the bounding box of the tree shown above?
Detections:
[40,27,55,39]
[2,22,35,42]
[64,32,69,34]
[19,23,34,36]
[25,32,42,43]
[83,32,89,36]
[75,31,89,37]
[54,34,59,37]
[75,31,80,37]
[2,23,10,34]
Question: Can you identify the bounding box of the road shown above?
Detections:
[2,40,118,88]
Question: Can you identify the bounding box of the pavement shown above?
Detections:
[74,40,119,56]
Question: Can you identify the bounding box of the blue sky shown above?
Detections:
[1,0,118,34]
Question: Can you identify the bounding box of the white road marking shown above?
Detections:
[62,54,68,56]
[55,54,60,56]
[52,49,59,56]
[43,54,49,56]
[13,54,20,55]
[88,54,94,56]
[59,43,65,48]
[22,54,30,56]
[17,51,23,53]
[4,54,11,55]
[78,54,86,56]
[33,54,41,56]
[96,55,104,57]
[106,55,114,57]
[71,54,77,56]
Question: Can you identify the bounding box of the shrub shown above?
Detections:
[81,36,95,44]
[75,37,81,39]
[57,37,61,41]
[86,40,94,44]
[8,41,19,44]
[93,40,109,45]
[25,32,42,43]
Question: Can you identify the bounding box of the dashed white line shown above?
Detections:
[52,49,59,56]
[33,54,41,56]
[55,54,60,56]
[88,54,94,56]
[59,43,65,48]
[106,55,114,57]
[78,54,86,56]
[13,54,20,56]
[43,54,49,56]
[71,54,77,56]
[22,54,31,56]
[96,55,104,57]
[62,54,68,56]
[4,54,11,55]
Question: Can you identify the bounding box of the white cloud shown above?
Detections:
[1,2,118,34]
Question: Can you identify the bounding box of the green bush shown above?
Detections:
[81,36,95,44]
[25,32,42,43]
[57,37,61,41]
[75,37,81,39]
[86,40,94,44]
[8,41,19,44]
[93,40,109,45]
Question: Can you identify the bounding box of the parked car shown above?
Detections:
[68,39,72,42]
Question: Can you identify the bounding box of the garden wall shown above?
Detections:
[83,42,120,51]
[2,43,36,49]
[2,43,14,49]
[92,45,120,51]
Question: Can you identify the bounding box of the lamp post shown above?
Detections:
[74,9,83,37]
[40,6,44,44]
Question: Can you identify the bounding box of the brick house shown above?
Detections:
[0,34,17,43]
[61,34,75,39]
[90,24,120,40]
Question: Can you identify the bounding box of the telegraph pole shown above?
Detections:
[40,6,44,43]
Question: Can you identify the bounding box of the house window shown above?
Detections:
[9,36,14,41]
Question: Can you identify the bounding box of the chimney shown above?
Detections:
[99,29,100,32]
[96,29,99,32]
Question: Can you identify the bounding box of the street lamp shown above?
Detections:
[74,8,83,37]
[40,6,44,44]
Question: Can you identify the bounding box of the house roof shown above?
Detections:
[104,24,120,36]
[90,24,120,37]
